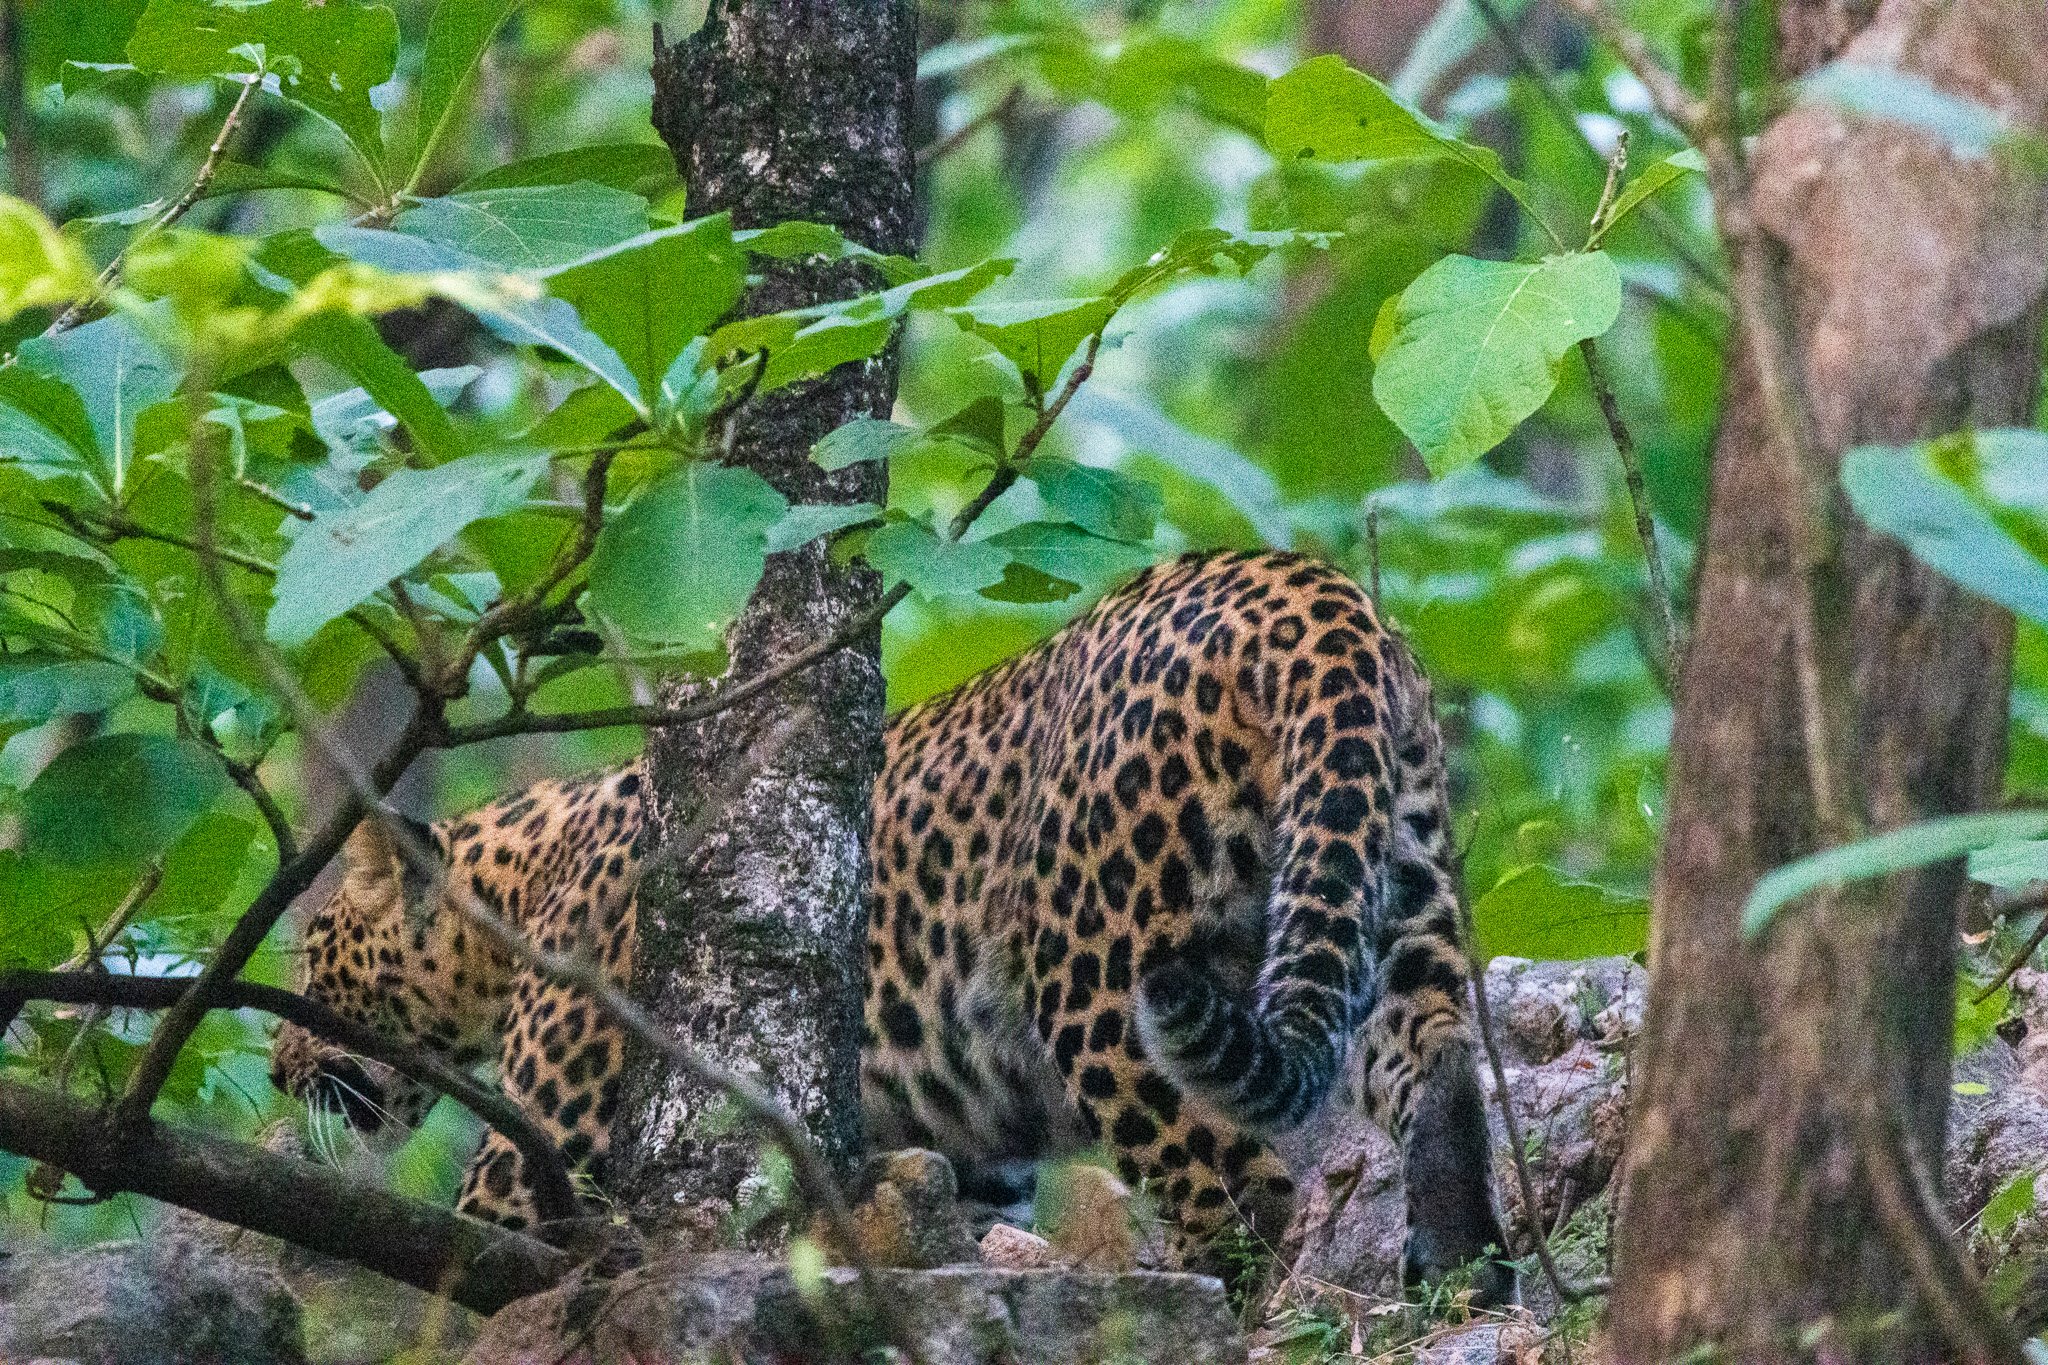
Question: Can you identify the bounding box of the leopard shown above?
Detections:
[270,549,1513,1302]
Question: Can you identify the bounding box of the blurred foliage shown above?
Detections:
[0,0,2040,1256]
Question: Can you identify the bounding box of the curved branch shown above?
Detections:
[0,1074,568,1315]
[0,969,578,1227]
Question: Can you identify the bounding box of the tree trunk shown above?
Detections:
[1609,1,2048,1360]
[608,0,916,1237]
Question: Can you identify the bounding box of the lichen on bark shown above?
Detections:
[608,0,917,1238]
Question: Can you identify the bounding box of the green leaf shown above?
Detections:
[21,733,228,865]
[127,0,399,174]
[0,656,135,725]
[1971,841,2048,889]
[0,195,92,320]
[984,520,1152,589]
[708,258,1015,394]
[544,217,747,408]
[15,313,180,499]
[1983,1171,2039,1239]
[1024,456,1162,544]
[0,365,101,476]
[267,450,551,646]
[587,462,787,651]
[1802,62,2048,171]
[1594,148,1706,245]
[413,0,521,187]
[861,521,1010,598]
[1265,55,1544,226]
[949,297,1115,390]
[396,182,649,270]
[0,853,84,969]
[1471,865,1649,961]
[1743,811,2048,937]
[1370,251,1622,476]
[456,143,675,194]
[1844,431,2048,627]
[764,501,882,555]
[813,418,918,472]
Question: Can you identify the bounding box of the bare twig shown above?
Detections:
[1558,0,1708,138]
[1579,338,1682,671]
[49,73,259,334]
[917,84,1021,169]
[1469,0,1728,298]
[1861,1111,2029,1365]
[1456,882,1604,1303]
[1971,890,2048,1005]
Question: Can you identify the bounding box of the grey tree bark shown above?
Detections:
[1607,1,2048,1360]
[607,0,917,1237]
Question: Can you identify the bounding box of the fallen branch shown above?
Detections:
[0,1074,569,1316]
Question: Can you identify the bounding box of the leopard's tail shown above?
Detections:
[1136,579,1396,1133]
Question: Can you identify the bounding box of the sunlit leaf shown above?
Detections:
[949,297,1114,390]
[1594,149,1707,246]
[1370,251,1621,475]
[0,195,92,320]
[1472,864,1649,961]
[1744,811,2048,937]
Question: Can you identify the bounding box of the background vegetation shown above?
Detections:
[0,0,2042,1280]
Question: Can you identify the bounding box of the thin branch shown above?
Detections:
[1456,882,1605,1304]
[1971,890,2048,1005]
[49,74,259,334]
[1861,1112,2029,1365]
[1558,0,1709,140]
[916,84,1021,169]
[0,969,578,1226]
[1470,0,1728,298]
[0,1074,569,1315]
[1579,337,1682,671]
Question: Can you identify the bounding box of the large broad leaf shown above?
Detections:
[949,297,1115,391]
[1370,251,1622,476]
[0,656,136,726]
[1743,810,2048,937]
[21,733,228,865]
[1971,840,2048,889]
[267,449,551,645]
[1265,55,1541,222]
[0,366,101,477]
[544,217,747,409]
[586,461,787,652]
[1471,865,1649,962]
[0,195,92,320]
[14,312,180,498]
[413,0,521,185]
[456,143,675,194]
[708,258,1015,394]
[312,224,646,411]
[127,0,399,172]
[292,314,468,463]
[861,521,1010,598]
[984,520,1153,589]
[1023,456,1161,544]
[0,853,83,969]
[1843,430,2048,627]
[396,182,649,270]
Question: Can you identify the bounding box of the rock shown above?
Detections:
[1039,1161,1165,1271]
[981,1223,1061,1269]
[810,1147,980,1269]
[466,1253,1248,1365]
[0,1232,306,1365]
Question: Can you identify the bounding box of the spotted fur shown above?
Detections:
[271,551,1510,1297]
